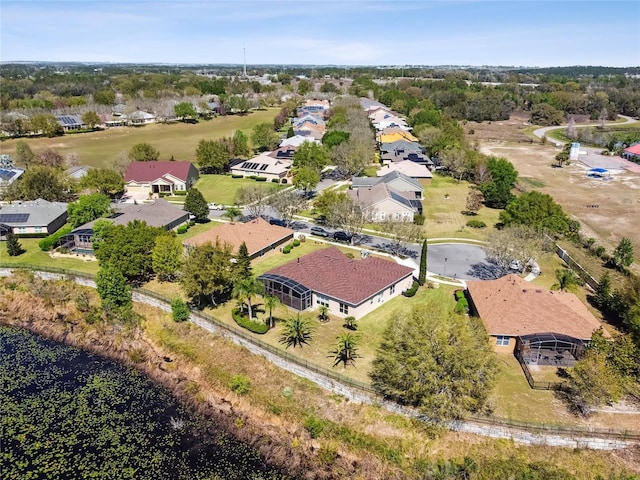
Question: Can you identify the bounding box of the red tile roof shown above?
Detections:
[124,161,194,183]
[624,144,640,155]
[264,246,414,305]
[466,274,606,340]
[184,217,293,257]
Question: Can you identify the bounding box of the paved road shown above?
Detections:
[532,115,638,146]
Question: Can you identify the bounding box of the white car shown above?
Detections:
[208,202,224,210]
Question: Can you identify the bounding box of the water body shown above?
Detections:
[0,325,291,480]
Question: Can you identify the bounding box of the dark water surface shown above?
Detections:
[0,325,291,480]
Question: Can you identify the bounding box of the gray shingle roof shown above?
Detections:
[0,199,67,227]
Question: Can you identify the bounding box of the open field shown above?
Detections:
[0,109,278,168]
[192,174,285,205]
[469,113,640,270]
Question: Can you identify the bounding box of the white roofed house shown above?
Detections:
[230,152,293,183]
[279,135,321,148]
[377,160,432,180]
[127,110,156,125]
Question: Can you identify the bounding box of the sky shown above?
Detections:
[1,1,639,67]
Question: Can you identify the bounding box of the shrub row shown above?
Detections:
[177,225,189,234]
[403,281,420,297]
[454,297,469,314]
[283,238,302,254]
[15,232,48,239]
[231,174,244,179]
[466,219,486,228]
[173,190,187,196]
[255,177,267,182]
[38,225,73,251]
[158,192,171,198]
[232,308,269,334]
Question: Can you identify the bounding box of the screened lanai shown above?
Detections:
[259,273,312,311]
[516,332,585,367]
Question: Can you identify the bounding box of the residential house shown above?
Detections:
[55,115,85,131]
[112,104,127,116]
[65,165,92,181]
[184,217,293,259]
[268,145,297,160]
[124,161,199,196]
[380,140,425,156]
[377,160,433,180]
[373,120,411,131]
[280,135,321,148]
[0,199,68,239]
[99,113,127,128]
[65,199,189,254]
[348,182,421,222]
[230,152,292,182]
[623,143,640,162]
[377,131,418,143]
[353,171,424,199]
[360,98,387,112]
[259,246,414,319]
[0,167,24,193]
[466,275,607,364]
[128,110,156,125]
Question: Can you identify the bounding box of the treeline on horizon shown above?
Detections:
[1,62,640,130]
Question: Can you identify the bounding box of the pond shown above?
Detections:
[0,325,291,480]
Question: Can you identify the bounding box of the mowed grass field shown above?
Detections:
[0,109,278,168]
[421,174,502,240]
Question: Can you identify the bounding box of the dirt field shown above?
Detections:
[466,112,640,261]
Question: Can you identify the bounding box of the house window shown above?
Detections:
[35,227,43,233]
[402,212,411,221]
[495,336,510,346]
[379,211,386,221]
[17,227,26,233]
[378,292,383,303]
[393,212,400,221]
[390,284,395,295]
[339,303,348,314]
[317,295,329,307]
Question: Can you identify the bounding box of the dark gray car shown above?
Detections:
[310,226,331,237]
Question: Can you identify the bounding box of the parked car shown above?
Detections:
[269,218,287,227]
[333,231,353,243]
[208,202,224,210]
[310,226,330,237]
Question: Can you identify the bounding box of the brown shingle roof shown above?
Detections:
[466,275,606,340]
[263,246,414,305]
[124,161,194,183]
[184,217,293,256]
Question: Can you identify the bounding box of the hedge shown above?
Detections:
[177,225,189,234]
[281,179,288,184]
[466,219,486,229]
[173,190,187,196]
[454,297,469,314]
[254,176,267,182]
[403,281,420,297]
[283,245,292,254]
[158,192,170,198]
[16,232,48,239]
[231,174,244,179]
[292,239,300,247]
[232,308,269,334]
[38,225,73,251]
[271,178,280,183]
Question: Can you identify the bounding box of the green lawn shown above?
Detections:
[421,174,501,240]
[0,109,278,168]
[0,238,99,276]
[192,174,284,205]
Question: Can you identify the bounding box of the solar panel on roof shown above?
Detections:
[0,169,17,181]
[0,213,30,223]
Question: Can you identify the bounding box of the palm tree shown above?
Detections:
[551,269,580,292]
[343,316,357,331]
[223,206,242,222]
[279,314,314,349]
[329,333,360,368]
[264,295,280,329]
[232,277,264,321]
[318,305,329,322]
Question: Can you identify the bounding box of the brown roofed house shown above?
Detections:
[124,161,199,196]
[259,246,414,319]
[466,274,608,365]
[184,217,293,259]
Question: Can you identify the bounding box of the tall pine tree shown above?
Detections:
[234,241,252,280]
[6,232,24,257]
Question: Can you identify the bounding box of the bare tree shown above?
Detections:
[465,187,484,215]
[65,152,81,168]
[235,185,275,219]
[267,190,306,226]
[599,108,608,129]
[325,196,373,239]
[111,151,131,176]
[376,219,423,257]
[565,117,577,140]
[485,225,553,274]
